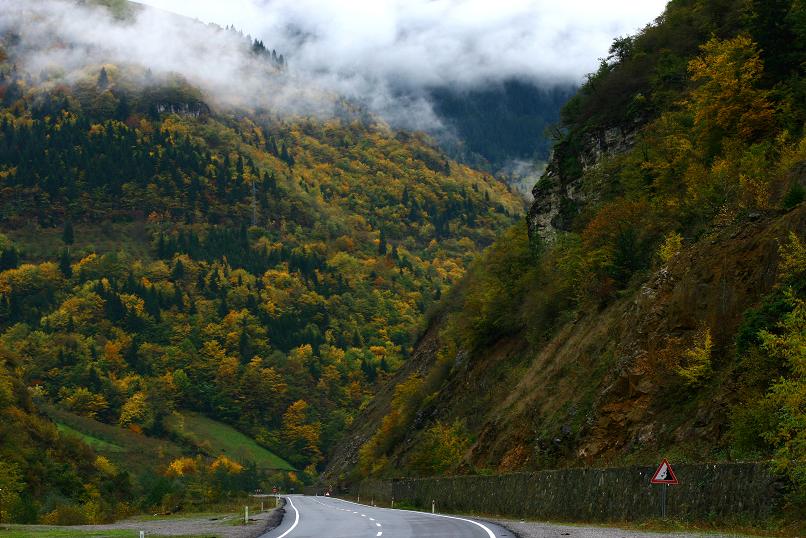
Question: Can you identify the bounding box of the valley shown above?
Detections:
[0,0,804,535]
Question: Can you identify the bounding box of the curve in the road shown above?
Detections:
[274,496,300,538]
[261,495,510,538]
[330,497,496,538]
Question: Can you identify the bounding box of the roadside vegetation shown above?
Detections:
[0,2,523,523]
[355,0,806,514]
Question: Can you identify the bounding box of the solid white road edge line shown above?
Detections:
[329,497,496,538]
[274,497,300,538]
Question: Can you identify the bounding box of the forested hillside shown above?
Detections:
[328,0,806,508]
[429,80,575,170]
[0,5,523,522]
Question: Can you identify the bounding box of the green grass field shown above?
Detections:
[55,423,125,452]
[42,404,183,475]
[166,411,295,471]
[0,528,134,537]
[0,530,215,538]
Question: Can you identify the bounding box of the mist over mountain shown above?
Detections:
[1,0,666,173]
[136,0,666,170]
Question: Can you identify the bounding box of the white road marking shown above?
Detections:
[376,523,382,527]
[377,533,382,537]
[330,497,497,538]
[369,518,375,521]
[274,497,300,538]
[361,514,367,517]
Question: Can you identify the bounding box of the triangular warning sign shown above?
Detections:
[650,458,679,484]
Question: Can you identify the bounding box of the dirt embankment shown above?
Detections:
[326,205,806,476]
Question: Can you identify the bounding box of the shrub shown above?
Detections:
[676,327,713,386]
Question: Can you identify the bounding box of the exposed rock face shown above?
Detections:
[527,125,639,244]
[155,101,210,118]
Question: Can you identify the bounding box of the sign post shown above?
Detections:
[650,458,679,518]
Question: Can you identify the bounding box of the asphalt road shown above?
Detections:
[260,495,517,538]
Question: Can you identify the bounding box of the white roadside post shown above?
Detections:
[432,499,435,514]
[391,497,395,509]
[139,532,145,538]
[245,505,249,525]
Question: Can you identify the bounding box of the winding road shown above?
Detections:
[260,495,516,538]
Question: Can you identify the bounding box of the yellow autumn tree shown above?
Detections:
[166,457,198,477]
[408,421,471,475]
[688,35,775,145]
[119,391,154,431]
[59,387,108,419]
[209,455,243,474]
[281,400,322,467]
[677,327,713,386]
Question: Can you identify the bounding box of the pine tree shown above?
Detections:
[114,93,130,120]
[98,67,109,89]
[0,247,19,271]
[171,259,185,280]
[378,229,387,255]
[62,221,74,245]
[59,248,72,277]
[217,295,229,318]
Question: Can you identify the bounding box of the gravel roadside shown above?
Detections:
[487,518,755,538]
[7,505,286,537]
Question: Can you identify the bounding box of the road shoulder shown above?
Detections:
[488,518,756,538]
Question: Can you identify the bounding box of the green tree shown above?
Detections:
[59,248,72,278]
[0,461,24,524]
[408,421,470,475]
[98,67,109,89]
[62,221,74,245]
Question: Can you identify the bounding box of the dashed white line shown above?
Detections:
[376,523,381,527]
[376,533,382,537]
[330,496,496,538]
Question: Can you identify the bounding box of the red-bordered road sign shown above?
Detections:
[650,458,679,484]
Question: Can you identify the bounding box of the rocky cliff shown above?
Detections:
[527,123,641,244]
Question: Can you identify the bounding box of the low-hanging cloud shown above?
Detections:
[0,0,667,130]
[140,0,667,87]
[1,0,345,119]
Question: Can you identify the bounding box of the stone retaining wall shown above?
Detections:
[345,463,783,522]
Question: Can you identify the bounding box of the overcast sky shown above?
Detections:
[137,0,669,88]
[2,0,669,131]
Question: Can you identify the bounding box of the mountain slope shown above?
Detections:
[0,0,524,522]
[325,0,806,504]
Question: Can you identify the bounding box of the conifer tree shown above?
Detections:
[62,221,74,245]
[378,229,387,255]
[98,67,109,89]
[59,248,72,278]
